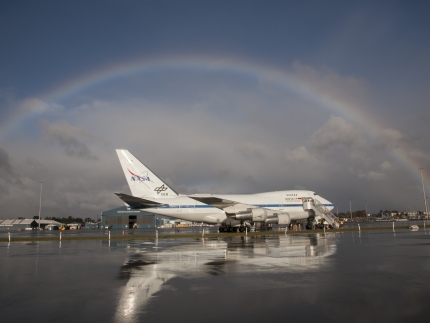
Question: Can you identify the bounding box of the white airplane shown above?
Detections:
[115,149,338,231]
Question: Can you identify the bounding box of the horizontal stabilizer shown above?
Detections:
[114,193,165,208]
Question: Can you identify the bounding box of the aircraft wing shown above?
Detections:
[114,193,166,208]
[188,195,253,213]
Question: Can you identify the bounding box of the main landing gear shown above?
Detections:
[258,223,273,232]
[218,225,250,233]
[306,218,315,230]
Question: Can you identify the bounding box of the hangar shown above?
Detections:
[101,206,163,229]
[0,219,62,230]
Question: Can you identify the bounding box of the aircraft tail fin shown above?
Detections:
[116,149,178,198]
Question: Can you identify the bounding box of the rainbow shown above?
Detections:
[2,54,429,197]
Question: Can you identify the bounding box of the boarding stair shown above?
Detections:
[302,198,339,228]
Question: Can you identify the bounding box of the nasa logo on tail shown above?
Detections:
[128,169,151,182]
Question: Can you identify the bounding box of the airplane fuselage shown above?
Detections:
[134,190,334,224]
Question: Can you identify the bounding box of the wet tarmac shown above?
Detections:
[1,229,430,323]
[0,226,220,239]
[1,220,428,240]
[343,220,429,229]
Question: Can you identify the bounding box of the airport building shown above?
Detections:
[101,206,163,229]
[0,219,62,230]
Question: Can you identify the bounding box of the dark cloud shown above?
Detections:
[311,116,365,150]
[0,147,13,196]
[41,120,98,161]
[0,147,12,175]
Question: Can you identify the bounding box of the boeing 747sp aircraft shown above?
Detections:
[115,149,338,231]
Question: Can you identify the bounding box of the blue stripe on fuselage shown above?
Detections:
[130,203,334,210]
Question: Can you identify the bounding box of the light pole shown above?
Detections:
[419,168,428,217]
[38,182,44,230]
[349,200,352,221]
[336,204,338,217]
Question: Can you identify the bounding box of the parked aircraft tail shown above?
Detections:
[116,149,178,198]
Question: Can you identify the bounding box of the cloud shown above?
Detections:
[407,148,430,162]
[379,161,395,171]
[0,147,13,195]
[376,128,404,150]
[0,91,63,131]
[311,116,365,150]
[0,147,26,196]
[41,120,98,160]
[236,142,271,160]
[0,147,13,175]
[285,146,316,164]
[290,61,369,104]
[358,170,387,181]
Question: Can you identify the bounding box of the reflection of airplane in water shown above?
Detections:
[114,234,338,322]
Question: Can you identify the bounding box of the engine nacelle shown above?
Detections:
[265,213,291,224]
[276,213,291,225]
[265,215,279,224]
[235,208,268,221]
[234,209,291,225]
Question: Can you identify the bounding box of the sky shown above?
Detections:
[1,0,430,219]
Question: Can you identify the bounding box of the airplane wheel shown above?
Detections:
[219,227,224,233]
[228,227,234,233]
[239,226,245,232]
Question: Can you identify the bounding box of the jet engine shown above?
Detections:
[276,213,291,225]
[235,208,266,221]
[265,213,291,225]
[234,208,291,225]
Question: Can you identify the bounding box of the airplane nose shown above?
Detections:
[321,197,334,210]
